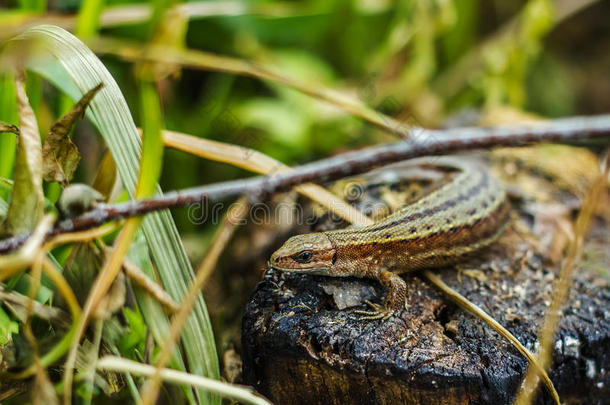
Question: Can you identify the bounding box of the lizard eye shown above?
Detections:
[293,250,313,263]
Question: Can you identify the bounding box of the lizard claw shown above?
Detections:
[354,300,396,320]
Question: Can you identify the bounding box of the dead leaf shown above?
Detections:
[63,243,104,306]
[222,347,243,384]
[1,72,44,236]
[31,366,59,405]
[92,151,117,200]
[0,122,19,135]
[42,83,103,185]
[93,271,126,320]
[41,136,79,186]
[63,240,125,319]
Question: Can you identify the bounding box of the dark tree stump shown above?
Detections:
[242,225,610,404]
[241,154,610,404]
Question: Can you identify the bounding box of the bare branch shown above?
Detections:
[1,114,609,254]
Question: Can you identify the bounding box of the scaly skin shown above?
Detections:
[270,158,510,317]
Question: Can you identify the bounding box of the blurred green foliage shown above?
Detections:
[1,1,607,217]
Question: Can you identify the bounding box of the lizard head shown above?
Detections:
[270,232,336,275]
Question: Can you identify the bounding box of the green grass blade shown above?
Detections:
[137,80,164,198]
[0,75,18,183]
[75,0,105,39]
[9,24,219,404]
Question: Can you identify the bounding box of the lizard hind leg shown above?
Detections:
[354,269,407,320]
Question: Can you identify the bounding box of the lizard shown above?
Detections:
[269,157,510,319]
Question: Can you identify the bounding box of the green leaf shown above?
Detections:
[147,0,176,39]
[75,0,105,39]
[119,307,147,356]
[0,75,18,183]
[0,306,19,346]
[1,72,44,236]
[18,0,47,13]
[137,81,164,198]
[237,98,308,147]
[12,272,54,305]
[63,243,104,306]
[9,25,219,403]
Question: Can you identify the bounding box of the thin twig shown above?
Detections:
[122,257,180,313]
[1,114,610,254]
[82,319,104,405]
[22,250,45,390]
[0,215,55,280]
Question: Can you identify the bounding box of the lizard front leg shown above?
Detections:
[354,269,407,320]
